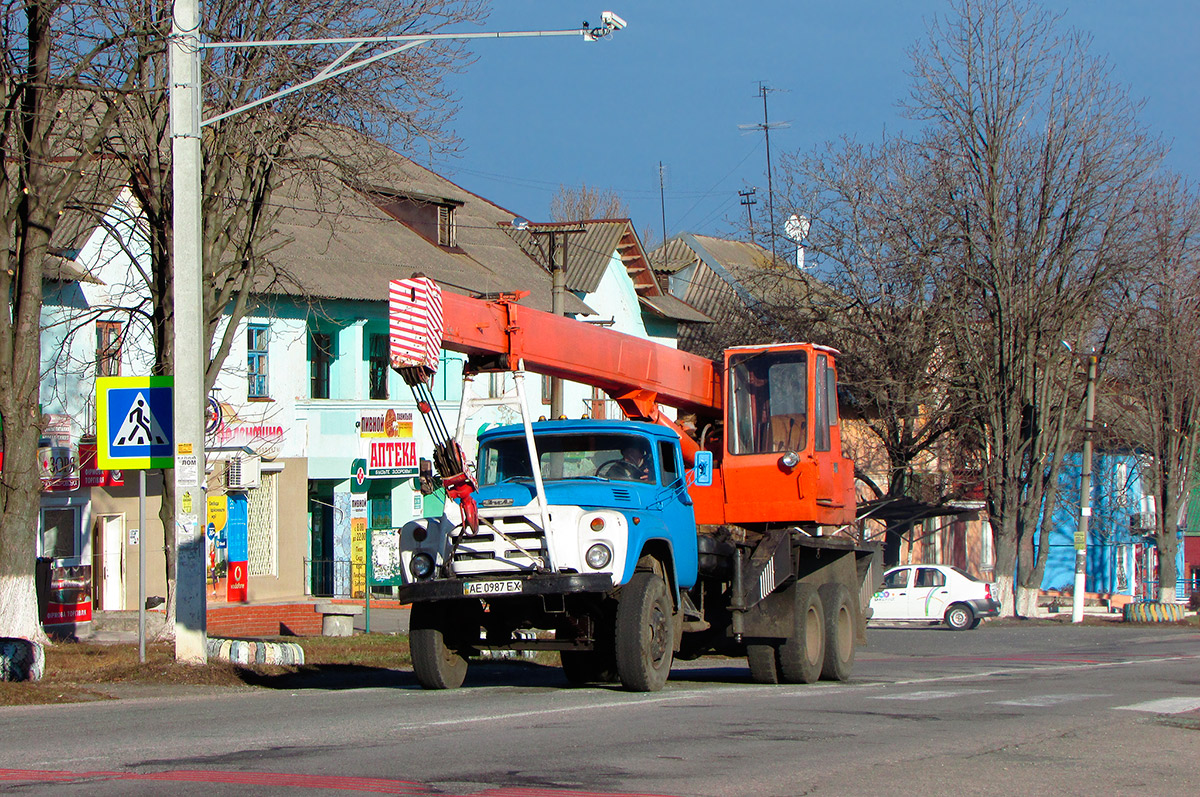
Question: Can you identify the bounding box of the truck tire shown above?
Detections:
[410,604,469,689]
[746,643,780,684]
[779,584,825,684]
[944,602,974,631]
[818,583,855,682]
[615,572,675,692]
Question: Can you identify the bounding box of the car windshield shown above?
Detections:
[478,433,656,485]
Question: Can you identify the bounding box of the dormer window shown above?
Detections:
[365,186,464,250]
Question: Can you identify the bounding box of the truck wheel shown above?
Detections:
[615,572,675,692]
[779,584,825,684]
[747,643,780,684]
[410,604,469,689]
[945,603,974,631]
[818,583,855,681]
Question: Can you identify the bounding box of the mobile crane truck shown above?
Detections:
[388,276,876,691]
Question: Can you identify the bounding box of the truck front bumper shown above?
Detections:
[396,572,613,603]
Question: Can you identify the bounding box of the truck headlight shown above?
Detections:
[409,552,435,579]
[585,543,612,569]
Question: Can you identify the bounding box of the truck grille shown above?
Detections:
[451,515,547,575]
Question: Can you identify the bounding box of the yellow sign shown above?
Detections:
[178,443,193,454]
[181,491,193,514]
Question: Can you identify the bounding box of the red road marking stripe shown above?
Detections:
[0,770,679,797]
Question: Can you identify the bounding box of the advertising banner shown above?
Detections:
[359,408,418,478]
[43,564,93,625]
[226,492,248,602]
[350,495,369,598]
[207,494,229,600]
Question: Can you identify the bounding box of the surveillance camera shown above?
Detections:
[601,11,626,30]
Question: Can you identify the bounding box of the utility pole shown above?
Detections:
[739,188,757,243]
[168,2,624,663]
[529,226,585,418]
[1073,354,1098,623]
[739,83,788,264]
[658,161,668,252]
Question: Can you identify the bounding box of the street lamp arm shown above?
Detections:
[202,39,430,128]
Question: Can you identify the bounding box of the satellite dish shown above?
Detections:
[784,213,810,242]
[511,216,530,231]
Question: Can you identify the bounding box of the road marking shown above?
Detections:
[1114,697,1200,715]
[991,693,1109,707]
[868,689,992,701]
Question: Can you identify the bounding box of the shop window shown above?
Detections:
[40,506,80,560]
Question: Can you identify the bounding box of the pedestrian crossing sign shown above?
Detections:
[96,376,174,469]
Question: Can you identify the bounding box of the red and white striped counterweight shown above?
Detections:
[389,275,444,382]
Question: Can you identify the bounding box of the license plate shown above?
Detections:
[463,579,523,596]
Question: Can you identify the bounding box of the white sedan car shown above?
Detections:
[869,564,1001,630]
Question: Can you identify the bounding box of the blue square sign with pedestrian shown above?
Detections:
[96,376,174,469]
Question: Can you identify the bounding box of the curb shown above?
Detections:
[206,638,305,666]
[1122,602,1188,623]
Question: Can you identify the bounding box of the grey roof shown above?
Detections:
[254,128,590,315]
[504,219,709,323]
[43,255,103,284]
[651,232,838,356]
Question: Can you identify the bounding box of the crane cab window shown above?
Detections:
[728,350,808,455]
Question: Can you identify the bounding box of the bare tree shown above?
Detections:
[776,134,966,558]
[93,0,487,622]
[549,182,628,222]
[0,2,151,642]
[1104,175,1200,603]
[910,0,1161,614]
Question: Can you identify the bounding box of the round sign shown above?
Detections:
[205,396,222,435]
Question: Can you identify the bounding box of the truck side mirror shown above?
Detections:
[692,451,713,487]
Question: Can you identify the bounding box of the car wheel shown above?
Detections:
[818,583,855,681]
[409,603,469,689]
[615,572,676,692]
[969,617,983,630]
[779,584,824,684]
[944,602,974,631]
[746,643,780,684]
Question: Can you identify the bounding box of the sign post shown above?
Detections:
[96,376,174,662]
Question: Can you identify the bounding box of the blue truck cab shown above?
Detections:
[398,419,698,599]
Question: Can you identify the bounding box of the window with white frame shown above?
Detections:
[247,324,269,398]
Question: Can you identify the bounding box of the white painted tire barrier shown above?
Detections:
[0,637,45,682]
[1122,602,1187,623]
[207,638,305,666]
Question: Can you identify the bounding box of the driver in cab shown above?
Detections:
[618,444,652,482]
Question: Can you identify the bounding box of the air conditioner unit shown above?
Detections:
[226,454,261,490]
[1130,511,1156,531]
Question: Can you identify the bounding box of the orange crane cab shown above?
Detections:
[692,343,857,530]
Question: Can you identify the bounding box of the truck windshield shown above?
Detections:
[728,350,809,455]
[478,433,656,485]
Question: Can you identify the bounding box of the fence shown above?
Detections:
[303,558,400,599]
[1138,577,1198,604]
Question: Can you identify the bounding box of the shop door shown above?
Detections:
[96,514,125,610]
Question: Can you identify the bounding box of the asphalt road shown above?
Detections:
[2,622,1198,796]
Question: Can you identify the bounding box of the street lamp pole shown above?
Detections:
[1073,354,1097,624]
[168,3,624,662]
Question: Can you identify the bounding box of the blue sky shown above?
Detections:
[422,1,1199,246]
